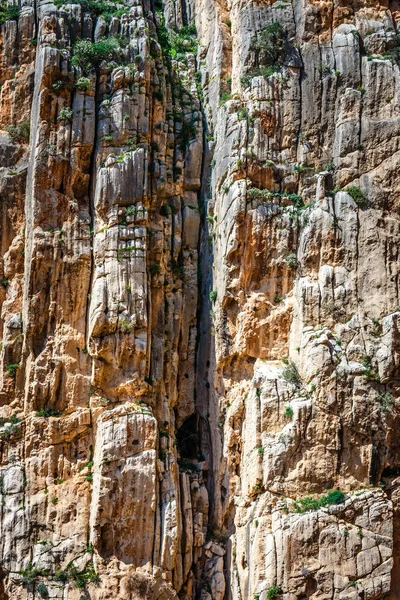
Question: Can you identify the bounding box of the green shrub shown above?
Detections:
[294,489,346,513]
[178,459,198,472]
[281,361,301,386]
[6,363,19,378]
[20,563,41,586]
[179,119,197,152]
[57,107,73,123]
[149,264,161,276]
[75,76,92,92]
[284,405,293,420]
[158,23,198,61]
[241,21,289,86]
[37,583,49,598]
[346,186,366,206]
[56,0,126,21]
[219,92,231,106]
[72,37,120,73]
[285,253,298,270]
[253,22,287,63]
[5,121,30,143]
[294,165,314,174]
[52,80,67,92]
[54,568,69,583]
[0,3,20,23]
[362,354,374,377]
[209,290,217,303]
[37,408,59,418]
[377,392,394,413]
[257,446,264,455]
[267,586,282,600]
[247,187,303,208]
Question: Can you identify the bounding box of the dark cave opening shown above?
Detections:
[176,414,200,459]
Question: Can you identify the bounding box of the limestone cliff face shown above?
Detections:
[1,0,400,598]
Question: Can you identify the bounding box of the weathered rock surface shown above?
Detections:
[1,0,400,598]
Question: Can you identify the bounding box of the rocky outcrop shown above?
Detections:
[1,0,400,598]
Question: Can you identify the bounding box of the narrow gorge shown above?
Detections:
[1,0,400,598]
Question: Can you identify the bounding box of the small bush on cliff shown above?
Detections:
[293,489,346,513]
[241,22,290,88]
[0,3,20,23]
[284,406,294,420]
[168,25,198,58]
[20,563,45,589]
[75,76,92,92]
[5,121,30,144]
[54,0,125,21]
[267,586,282,600]
[72,37,121,73]
[346,186,366,206]
[37,408,59,418]
[285,253,298,270]
[377,392,395,413]
[52,80,68,93]
[6,363,19,378]
[57,107,73,123]
[253,22,287,65]
[281,361,301,387]
[37,583,49,598]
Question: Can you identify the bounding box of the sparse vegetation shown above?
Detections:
[168,24,198,56]
[242,22,290,87]
[247,187,303,208]
[210,290,217,303]
[52,80,68,93]
[72,37,121,73]
[5,121,30,144]
[362,355,374,378]
[267,586,283,600]
[284,406,294,420]
[293,489,346,513]
[20,563,41,588]
[37,408,59,418]
[178,459,198,472]
[149,264,161,276]
[0,2,20,23]
[53,560,100,589]
[377,392,395,413]
[75,76,92,92]
[281,361,301,387]
[294,165,314,174]
[57,107,73,123]
[37,583,49,598]
[253,22,288,68]
[346,186,366,206]
[285,253,298,270]
[219,92,232,106]
[6,363,19,379]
